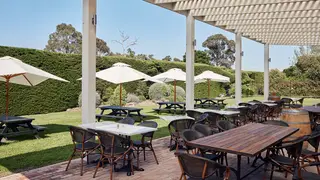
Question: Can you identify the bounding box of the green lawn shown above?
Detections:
[0,96,319,177]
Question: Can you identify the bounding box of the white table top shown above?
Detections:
[226,105,247,109]
[160,115,194,122]
[194,109,240,116]
[80,122,157,136]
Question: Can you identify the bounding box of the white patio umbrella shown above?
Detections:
[0,56,69,117]
[150,68,186,102]
[195,70,230,98]
[95,62,152,106]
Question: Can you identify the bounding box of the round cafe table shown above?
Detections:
[302,106,320,130]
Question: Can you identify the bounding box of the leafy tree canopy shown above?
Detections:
[162,55,172,61]
[202,34,235,68]
[183,50,210,64]
[45,23,110,56]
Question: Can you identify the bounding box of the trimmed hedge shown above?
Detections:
[0,46,235,116]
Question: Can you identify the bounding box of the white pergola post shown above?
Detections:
[186,11,195,110]
[235,33,242,104]
[264,44,270,101]
[82,0,96,124]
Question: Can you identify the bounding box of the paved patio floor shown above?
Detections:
[0,137,317,180]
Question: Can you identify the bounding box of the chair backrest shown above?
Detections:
[94,129,128,155]
[195,113,209,124]
[307,131,320,151]
[181,129,204,142]
[177,153,227,179]
[206,112,223,129]
[216,120,235,132]
[192,123,215,136]
[186,110,202,119]
[281,98,293,108]
[138,121,158,138]
[297,97,304,105]
[238,102,251,107]
[168,119,195,134]
[69,126,95,144]
[286,136,309,159]
[118,117,135,125]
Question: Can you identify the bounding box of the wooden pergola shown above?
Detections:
[80,0,320,124]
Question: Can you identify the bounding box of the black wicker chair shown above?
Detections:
[195,113,209,124]
[186,110,202,119]
[92,129,134,179]
[281,98,294,108]
[206,112,224,130]
[133,121,159,168]
[192,123,218,136]
[177,152,235,180]
[180,129,205,154]
[168,118,195,151]
[267,136,309,180]
[117,117,135,125]
[238,102,252,107]
[216,120,236,132]
[301,131,320,174]
[295,161,320,180]
[66,126,100,176]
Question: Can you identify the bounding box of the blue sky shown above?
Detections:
[0,0,297,71]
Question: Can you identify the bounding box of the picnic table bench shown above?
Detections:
[0,115,46,142]
[194,98,227,109]
[153,102,186,114]
[96,106,145,122]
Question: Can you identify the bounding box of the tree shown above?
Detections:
[162,55,172,61]
[45,23,110,55]
[183,50,210,64]
[45,23,82,54]
[127,48,135,58]
[202,34,235,68]
[112,30,138,55]
[173,58,181,62]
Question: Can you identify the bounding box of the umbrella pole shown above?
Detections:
[5,77,10,118]
[174,80,176,102]
[207,79,210,98]
[119,83,122,107]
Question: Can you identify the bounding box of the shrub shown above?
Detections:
[138,95,146,102]
[102,87,114,102]
[126,93,140,103]
[108,85,127,106]
[148,83,171,101]
[168,85,186,102]
[135,81,149,99]
[78,92,101,107]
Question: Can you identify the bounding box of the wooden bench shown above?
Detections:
[18,124,47,132]
[96,114,124,122]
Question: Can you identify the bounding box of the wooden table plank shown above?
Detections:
[189,123,298,157]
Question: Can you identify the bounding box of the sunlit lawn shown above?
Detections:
[0,96,319,177]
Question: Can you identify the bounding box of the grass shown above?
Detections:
[0,96,319,177]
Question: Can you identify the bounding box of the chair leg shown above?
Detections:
[315,156,320,175]
[93,156,103,178]
[137,147,140,168]
[65,150,75,171]
[109,159,114,180]
[270,164,274,180]
[247,157,250,164]
[150,145,159,164]
[143,147,146,161]
[225,153,228,166]
[80,155,84,176]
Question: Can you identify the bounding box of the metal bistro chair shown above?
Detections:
[93,129,134,179]
[177,152,235,180]
[281,98,294,109]
[117,117,135,125]
[206,112,224,131]
[186,110,202,119]
[66,126,100,176]
[133,121,159,169]
[180,129,205,154]
[295,161,320,180]
[301,131,320,174]
[216,120,236,132]
[168,118,195,151]
[195,113,209,124]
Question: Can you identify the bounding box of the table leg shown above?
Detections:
[237,155,241,180]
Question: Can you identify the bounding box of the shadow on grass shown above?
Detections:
[0,126,170,176]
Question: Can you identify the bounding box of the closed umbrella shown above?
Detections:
[95,63,152,106]
[195,70,230,98]
[150,68,186,102]
[0,56,69,116]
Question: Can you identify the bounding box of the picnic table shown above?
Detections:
[80,122,157,174]
[0,115,46,142]
[96,106,145,122]
[188,123,298,180]
[153,102,186,114]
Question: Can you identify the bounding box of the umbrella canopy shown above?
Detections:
[194,71,230,98]
[150,68,186,102]
[95,63,152,106]
[0,56,68,86]
[96,62,150,84]
[0,56,69,116]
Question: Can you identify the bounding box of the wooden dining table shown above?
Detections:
[188,123,299,180]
